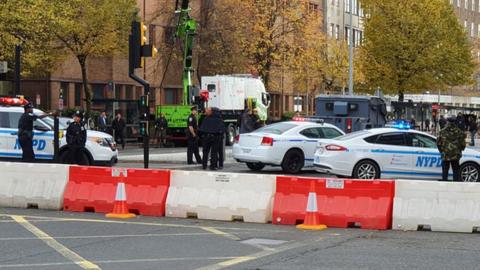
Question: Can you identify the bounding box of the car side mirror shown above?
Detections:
[34,125,51,132]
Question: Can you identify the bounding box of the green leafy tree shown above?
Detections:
[48,0,137,112]
[0,0,61,77]
[360,0,474,97]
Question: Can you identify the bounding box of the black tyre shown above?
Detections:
[246,162,265,171]
[460,162,480,182]
[353,160,380,179]
[225,124,237,146]
[281,149,304,174]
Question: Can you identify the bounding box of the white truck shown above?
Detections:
[201,74,271,145]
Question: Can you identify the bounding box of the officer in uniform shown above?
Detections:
[17,103,53,162]
[437,116,466,182]
[199,107,224,170]
[186,106,202,164]
[66,111,87,165]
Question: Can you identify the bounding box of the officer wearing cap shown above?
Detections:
[186,106,202,164]
[17,103,53,162]
[437,115,466,181]
[66,111,87,164]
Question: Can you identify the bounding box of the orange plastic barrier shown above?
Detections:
[273,177,395,230]
[64,166,170,216]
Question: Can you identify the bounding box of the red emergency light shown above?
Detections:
[0,97,29,106]
[200,90,209,101]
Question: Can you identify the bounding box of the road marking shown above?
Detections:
[195,241,309,270]
[10,215,100,270]
[0,214,288,233]
[201,227,241,241]
[0,257,239,268]
[0,232,213,241]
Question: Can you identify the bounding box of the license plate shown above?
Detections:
[326,179,344,189]
[242,148,251,153]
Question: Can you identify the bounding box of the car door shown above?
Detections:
[299,127,324,166]
[370,132,414,177]
[32,118,54,160]
[0,111,18,158]
[408,132,442,178]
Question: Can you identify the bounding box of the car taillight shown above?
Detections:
[346,118,352,133]
[234,135,240,144]
[325,144,348,151]
[261,137,274,146]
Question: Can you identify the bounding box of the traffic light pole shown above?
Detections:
[129,33,150,169]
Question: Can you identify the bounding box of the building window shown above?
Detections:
[465,20,468,30]
[164,88,179,105]
[345,0,350,13]
[330,23,335,37]
[308,2,319,13]
[74,83,82,107]
[60,82,69,107]
[345,27,351,45]
[457,0,460,7]
[472,22,475,37]
[125,85,133,100]
[335,25,340,40]
[473,0,476,10]
[466,0,469,9]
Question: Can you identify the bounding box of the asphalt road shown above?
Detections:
[0,208,479,270]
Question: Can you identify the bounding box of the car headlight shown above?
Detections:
[89,137,110,147]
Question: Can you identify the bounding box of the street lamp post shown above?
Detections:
[348,0,354,96]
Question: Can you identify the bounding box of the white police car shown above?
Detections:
[233,120,344,173]
[313,124,480,181]
[0,97,118,165]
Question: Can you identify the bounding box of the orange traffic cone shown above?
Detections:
[296,181,327,230]
[106,182,136,219]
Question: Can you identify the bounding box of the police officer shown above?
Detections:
[186,106,202,165]
[437,116,466,182]
[199,107,224,170]
[66,111,87,165]
[17,103,53,162]
[212,108,226,169]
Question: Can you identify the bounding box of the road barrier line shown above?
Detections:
[10,215,100,270]
[201,227,241,241]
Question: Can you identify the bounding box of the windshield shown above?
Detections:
[255,123,297,135]
[335,130,371,141]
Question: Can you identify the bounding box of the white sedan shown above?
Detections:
[313,127,480,181]
[233,121,344,174]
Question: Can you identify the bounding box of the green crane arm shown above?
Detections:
[175,0,197,105]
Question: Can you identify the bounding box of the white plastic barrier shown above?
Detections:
[0,162,69,210]
[393,180,480,233]
[166,170,276,223]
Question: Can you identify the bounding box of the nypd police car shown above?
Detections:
[0,97,118,165]
[313,124,480,181]
[233,120,344,173]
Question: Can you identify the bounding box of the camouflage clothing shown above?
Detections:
[437,123,466,161]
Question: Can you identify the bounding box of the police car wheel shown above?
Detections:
[281,149,304,174]
[246,162,265,171]
[460,162,480,182]
[353,160,380,179]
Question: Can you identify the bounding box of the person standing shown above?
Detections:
[155,113,168,147]
[425,118,430,132]
[252,108,264,130]
[199,107,224,170]
[186,107,202,165]
[469,115,478,146]
[212,108,225,170]
[98,111,108,133]
[112,113,126,150]
[17,103,53,162]
[410,117,416,130]
[437,116,466,182]
[439,115,447,130]
[456,112,466,131]
[66,111,87,165]
[239,108,254,134]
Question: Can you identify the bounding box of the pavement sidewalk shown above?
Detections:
[119,149,234,164]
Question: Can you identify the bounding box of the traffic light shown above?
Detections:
[129,21,158,71]
[138,95,149,121]
[139,122,148,136]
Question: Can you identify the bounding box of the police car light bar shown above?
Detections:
[385,120,412,130]
[0,97,29,106]
[292,116,325,124]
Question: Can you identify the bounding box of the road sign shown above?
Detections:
[0,61,7,73]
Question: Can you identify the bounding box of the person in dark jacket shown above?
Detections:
[456,112,466,131]
[439,115,447,130]
[155,113,168,147]
[17,103,53,162]
[66,111,87,165]
[212,108,226,169]
[186,107,202,164]
[469,115,478,146]
[437,116,466,182]
[112,113,126,150]
[199,107,224,170]
[239,108,255,134]
[98,111,108,133]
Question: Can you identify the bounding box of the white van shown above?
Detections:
[0,99,118,165]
